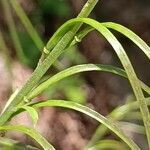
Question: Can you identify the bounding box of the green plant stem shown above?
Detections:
[0,125,55,150]
[9,0,44,50]
[0,137,39,149]
[87,140,127,150]
[41,0,99,61]
[0,0,99,126]
[1,0,28,64]
[9,0,63,69]
[0,29,12,72]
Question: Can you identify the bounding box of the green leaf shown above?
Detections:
[1,0,28,65]
[27,63,149,100]
[102,22,150,59]
[15,98,150,148]
[10,0,44,50]
[20,106,39,126]
[45,17,150,147]
[27,64,127,100]
[0,125,55,150]
[0,137,39,150]
[29,100,140,150]
[88,140,128,150]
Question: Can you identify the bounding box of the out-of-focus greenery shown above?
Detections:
[18,31,41,68]
[38,0,71,17]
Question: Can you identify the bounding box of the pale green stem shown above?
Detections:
[9,0,44,50]
[1,0,28,64]
[0,29,12,71]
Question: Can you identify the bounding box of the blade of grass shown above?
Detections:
[27,64,150,100]
[27,64,126,100]
[0,125,55,150]
[0,29,12,69]
[1,0,28,64]
[73,22,150,60]
[21,106,39,126]
[13,97,150,148]
[88,139,128,150]
[124,111,142,120]
[102,22,150,59]
[9,0,64,70]
[27,99,140,150]
[9,0,44,50]
[0,137,39,150]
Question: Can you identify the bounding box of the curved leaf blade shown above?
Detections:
[103,22,150,59]
[0,125,55,150]
[27,64,126,100]
[0,137,39,150]
[27,63,150,100]
[29,100,140,150]
[21,106,39,126]
[88,139,128,150]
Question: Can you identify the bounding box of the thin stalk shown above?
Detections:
[41,0,99,61]
[9,0,44,50]
[9,0,83,70]
[0,29,12,71]
[87,140,127,150]
[1,0,28,64]
[0,0,99,125]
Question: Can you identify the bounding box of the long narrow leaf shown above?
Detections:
[9,0,44,50]
[27,64,149,100]
[1,0,28,64]
[29,100,140,150]
[21,106,39,126]
[88,140,128,150]
[0,125,55,150]
[0,137,39,150]
[27,64,126,100]
[103,22,150,59]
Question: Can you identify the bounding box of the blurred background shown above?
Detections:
[0,0,150,149]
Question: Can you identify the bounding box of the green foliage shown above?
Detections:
[39,0,71,17]
[0,138,39,150]
[0,0,150,149]
[0,125,55,150]
[20,106,39,126]
[18,32,41,68]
